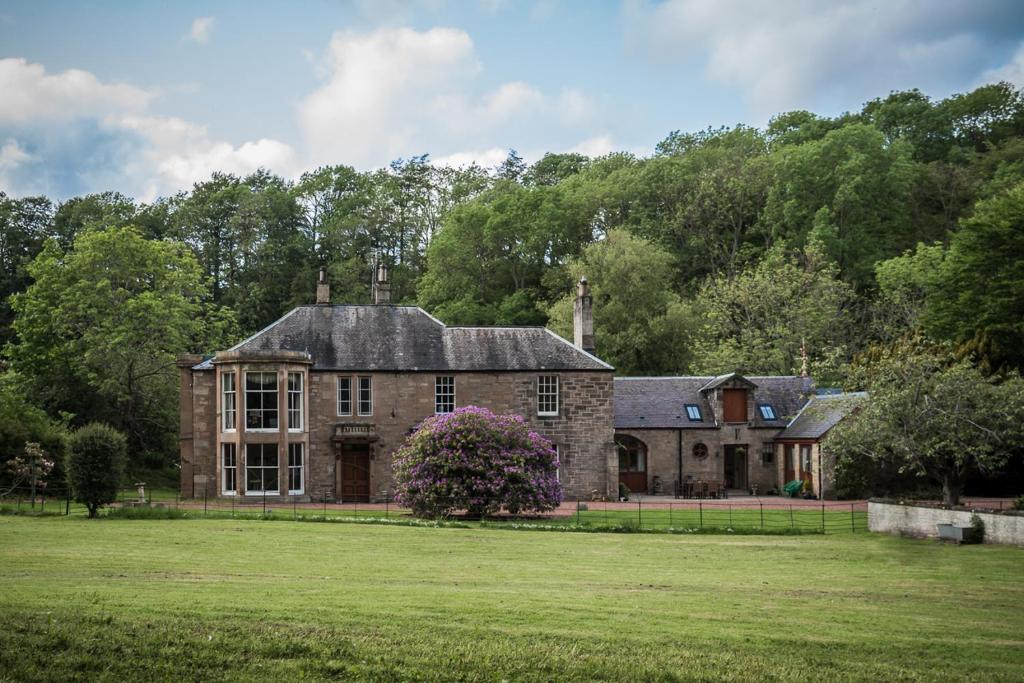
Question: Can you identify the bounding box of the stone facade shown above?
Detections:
[180,363,616,502]
[612,374,812,496]
[615,425,780,495]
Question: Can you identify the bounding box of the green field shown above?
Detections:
[0,516,1022,681]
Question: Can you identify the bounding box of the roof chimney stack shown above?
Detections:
[316,267,330,305]
[573,276,595,355]
[373,261,391,304]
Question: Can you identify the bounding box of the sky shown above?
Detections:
[1,0,1023,202]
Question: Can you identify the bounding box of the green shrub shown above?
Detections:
[1014,495,1024,511]
[618,482,630,501]
[67,423,127,518]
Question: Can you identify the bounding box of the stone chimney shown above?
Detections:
[316,267,330,305]
[573,276,595,355]
[372,261,391,304]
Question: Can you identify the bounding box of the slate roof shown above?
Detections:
[193,305,612,372]
[613,376,814,430]
[777,392,867,440]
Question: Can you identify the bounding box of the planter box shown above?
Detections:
[936,523,983,544]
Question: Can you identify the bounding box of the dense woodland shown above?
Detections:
[2,82,1024,475]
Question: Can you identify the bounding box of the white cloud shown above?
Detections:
[0,138,31,170]
[0,57,152,124]
[981,42,1024,88]
[0,59,296,201]
[432,147,510,169]
[298,26,599,168]
[625,0,1013,116]
[568,135,616,157]
[188,16,215,44]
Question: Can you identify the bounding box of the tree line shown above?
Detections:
[1,82,1024,481]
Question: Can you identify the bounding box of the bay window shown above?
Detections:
[245,443,279,494]
[245,372,278,431]
[288,443,304,494]
[221,372,236,431]
[287,372,303,432]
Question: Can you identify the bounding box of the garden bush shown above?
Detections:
[392,406,562,518]
[67,423,127,518]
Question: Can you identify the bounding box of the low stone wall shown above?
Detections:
[868,500,1024,547]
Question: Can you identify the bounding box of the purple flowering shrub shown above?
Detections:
[392,406,562,518]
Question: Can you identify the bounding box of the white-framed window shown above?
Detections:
[435,376,455,414]
[537,375,559,416]
[685,404,702,421]
[337,376,352,416]
[358,376,373,416]
[288,443,304,495]
[245,443,279,494]
[287,372,303,432]
[221,442,237,495]
[245,371,279,431]
[800,444,812,472]
[758,404,777,420]
[222,372,236,432]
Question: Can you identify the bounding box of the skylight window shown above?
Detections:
[758,404,777,420]
[685,404,702,421]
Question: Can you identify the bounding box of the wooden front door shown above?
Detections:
[784,444,795,483]
[337,442,371,502]
[617,436,647,496]
[724,445,747,490]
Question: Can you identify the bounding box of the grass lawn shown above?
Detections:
[0,517,1021,681]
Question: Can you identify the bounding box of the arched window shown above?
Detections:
[616,435,647,473]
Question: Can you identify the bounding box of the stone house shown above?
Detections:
[178,270,616,502]
[612,373,815,496]
[774,392,866,499]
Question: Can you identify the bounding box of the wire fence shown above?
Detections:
[3,484,1018,534]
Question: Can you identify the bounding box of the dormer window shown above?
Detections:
[685,404,702,421]
[758,404,777,420]
[722,388,747,423]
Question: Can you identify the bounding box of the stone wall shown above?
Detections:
[185,366,615,502]
[614,426,781,495]
[868,501,1024,546]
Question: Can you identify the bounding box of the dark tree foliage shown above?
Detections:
[66,422,127,518]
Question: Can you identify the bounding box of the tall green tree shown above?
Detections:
[8,226,235,465]
[0,194,55,346]
[926,180,1024,372]
[764,123,919,287]
[689,241,854,382]
[547,230,693,374]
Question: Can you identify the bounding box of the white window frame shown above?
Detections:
[287,443,304,495]
[221,442,237,495]
[244,443,279,495]
[537,375,559,417]
[222,372,236,432]
[554,444,561,483]
[435,376,455,414]
[337,376,352,416]
[357,376,373,416]
[287,372,304,432]
[245,371,279,432]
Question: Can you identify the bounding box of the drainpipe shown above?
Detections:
[677,428,683,496]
